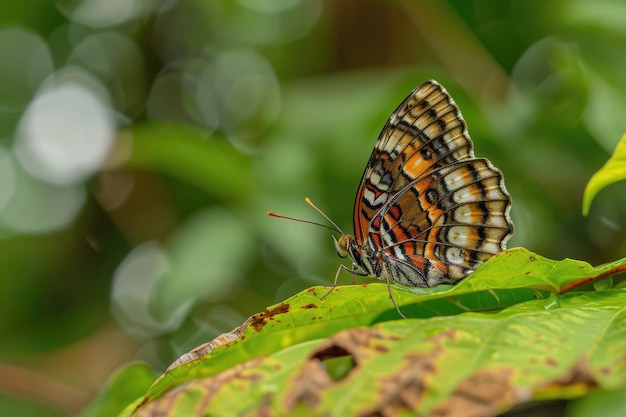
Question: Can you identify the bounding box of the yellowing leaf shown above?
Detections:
[582,132,626,216]
[120,249,626,417]
[130,291,626,417]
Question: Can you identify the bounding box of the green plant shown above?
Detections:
[82,134,626,417]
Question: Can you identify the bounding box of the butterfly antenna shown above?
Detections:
[304,197,345,235]
[267,198,344,235]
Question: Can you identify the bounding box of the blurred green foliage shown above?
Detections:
[0,0,625,415]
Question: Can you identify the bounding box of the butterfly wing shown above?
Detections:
[353,80,474,244]
[353,80,513,286]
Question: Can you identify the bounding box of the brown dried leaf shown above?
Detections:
[167,326,246,371]
[167,303,291,370]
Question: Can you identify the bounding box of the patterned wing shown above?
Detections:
[353,80,475,244]
[353,80,513,286]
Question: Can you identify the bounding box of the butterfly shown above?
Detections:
[271,80,513,316]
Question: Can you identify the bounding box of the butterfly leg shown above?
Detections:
[320,263,367,300]
[382,264,407,319]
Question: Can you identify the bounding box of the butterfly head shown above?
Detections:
[332,234,352,258]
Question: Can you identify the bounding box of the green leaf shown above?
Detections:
[122,248,626,416]
[566,384,626,417]
[79,363,156,417]
[582,132,626,216]
[130,291,626,417]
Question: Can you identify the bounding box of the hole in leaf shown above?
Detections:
[320,355,355,381]
[313,345,356,381]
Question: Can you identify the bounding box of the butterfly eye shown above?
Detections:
[332,235,351,258]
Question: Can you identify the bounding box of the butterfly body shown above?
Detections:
[336,80,513,288]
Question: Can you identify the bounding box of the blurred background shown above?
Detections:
[1,0,626,415]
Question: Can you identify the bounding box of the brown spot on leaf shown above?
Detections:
[300,303,319,309]
[529,256,536,261]
[354,330,456,416]
[429,368,523,417]
[248,393,273,417]
[545,357,558,367]
[135,395,150,411]
[370,352,436,415]
[249,303,290,331]
[374,345,390,353]
[285,360,332,409]
[541,358,597,390]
